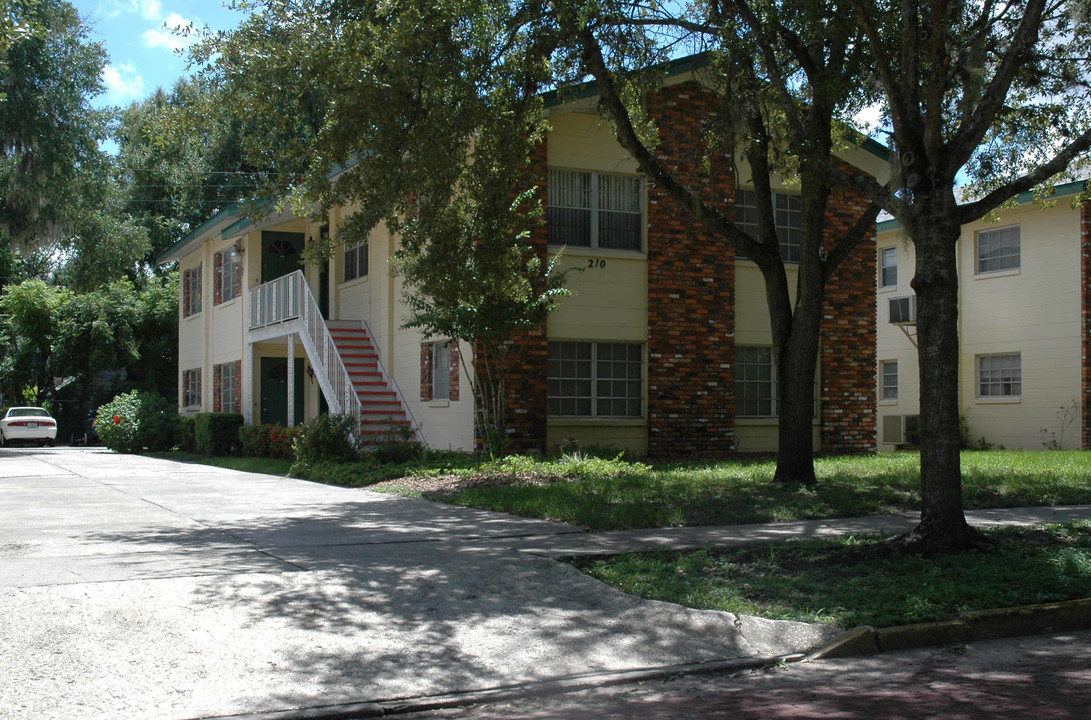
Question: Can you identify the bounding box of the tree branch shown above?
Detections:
[956,127,1091,223]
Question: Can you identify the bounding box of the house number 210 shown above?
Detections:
[587,258,607,269]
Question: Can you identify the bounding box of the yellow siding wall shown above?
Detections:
[876,201,1084,450]
[545,111,650,456]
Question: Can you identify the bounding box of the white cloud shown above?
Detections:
[102,62,145,102]
[139,0,162,20]
[142,13,198,53]
[99,0,162,20]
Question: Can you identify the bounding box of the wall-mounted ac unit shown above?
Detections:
[889,295,917,324]
[881,414,920,445]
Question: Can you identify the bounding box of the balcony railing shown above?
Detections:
[248,270,360,421]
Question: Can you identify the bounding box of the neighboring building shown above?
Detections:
[158,58,887,458]
[875,180,1091,451]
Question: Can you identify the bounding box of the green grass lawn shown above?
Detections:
[365,450,1091,530]
[572,521,1091,628]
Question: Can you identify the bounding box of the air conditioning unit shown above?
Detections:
[889,295,917,325]
[882,414,920,445]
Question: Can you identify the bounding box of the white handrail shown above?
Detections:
[248,271,360,422]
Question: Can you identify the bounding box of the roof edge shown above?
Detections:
[877,179,1088,234]
[156,203,245,265]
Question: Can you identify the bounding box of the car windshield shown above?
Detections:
[8,408,49,418]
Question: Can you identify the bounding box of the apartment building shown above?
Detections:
[158,58,887,458]
[875,180,1091,450]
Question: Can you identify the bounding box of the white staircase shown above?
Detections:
[249,271,419,448]
[327,321,416,446]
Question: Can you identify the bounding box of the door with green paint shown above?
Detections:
[261,231,305,284]
[260,357,304,427]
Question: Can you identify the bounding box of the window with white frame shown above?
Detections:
[881,360,898,400]
[978,353,1021,398]
[547,341,643,417]
[548,169,643,251]
[735,189,803,262]
[344,240,368,282]
[183,368,201,408]
[215,361,240,414]
[216,248,240,304]
[736,346,818,417]
[976,225,1020,274]
[880,246,898,288]
[736,346,777,416]
[433,341,451,401]
[182,265,202,317]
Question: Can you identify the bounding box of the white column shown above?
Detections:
[287,335,296,428]
[246,342,254,425]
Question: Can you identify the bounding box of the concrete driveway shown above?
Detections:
[0,448,834,720]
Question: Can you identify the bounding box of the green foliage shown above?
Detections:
[94,389,176,454]
[238,423,297,460]
[114,78,266,267]
[176,416,196,453]
[291,414,359,468]
[0,275,179,408]
[575,521,1091,628]
[194,412,243,457]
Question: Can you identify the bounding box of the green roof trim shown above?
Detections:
[155,203,245,265]
[541,52,711,108]
[877,179,1088,233]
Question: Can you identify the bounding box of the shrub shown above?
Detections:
[95,390,176,454]
[194,413,244,456]
[176,416,196,453]
[239,423,297,460]
[292,414,359,467]
[364,421,421,465]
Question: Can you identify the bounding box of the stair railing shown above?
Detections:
[249,270,359,422]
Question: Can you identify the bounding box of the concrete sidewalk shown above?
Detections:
[0,448,832,720]
[2,448,1088,720]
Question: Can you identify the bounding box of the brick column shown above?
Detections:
[645,83,736,459]
[820,171,877,454]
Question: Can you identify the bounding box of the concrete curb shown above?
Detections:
[201,654,805,720]
[806,597,1091,660]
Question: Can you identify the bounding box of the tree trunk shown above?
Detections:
[906,203,981,553]
[772,292,823,486]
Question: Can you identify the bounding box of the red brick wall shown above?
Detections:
[1082,199,1091,449]
[819,173,877,454]
[645,83,737,458]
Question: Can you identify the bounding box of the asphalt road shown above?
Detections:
[0,447,834,720]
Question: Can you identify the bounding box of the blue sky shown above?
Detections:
[72,0,247,107]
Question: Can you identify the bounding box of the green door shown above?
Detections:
[261,231,305,284]
[260,357,304,426]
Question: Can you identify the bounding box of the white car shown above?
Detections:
[0,406,58,447]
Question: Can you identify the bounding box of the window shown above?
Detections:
[735,189,803,262]
[548,169,643,251]
[880,246,898,288]
[214,361,240,414]
[344,239,368,282]
[182,265,202,317]
[215,248,241,304]
[737,346,777,417]
[421,341,459,402]
[977,225,1020,274]
[547,341,643,417]
[978,353,1021,398]
[183,369,201,408]
[881,360,898,401]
